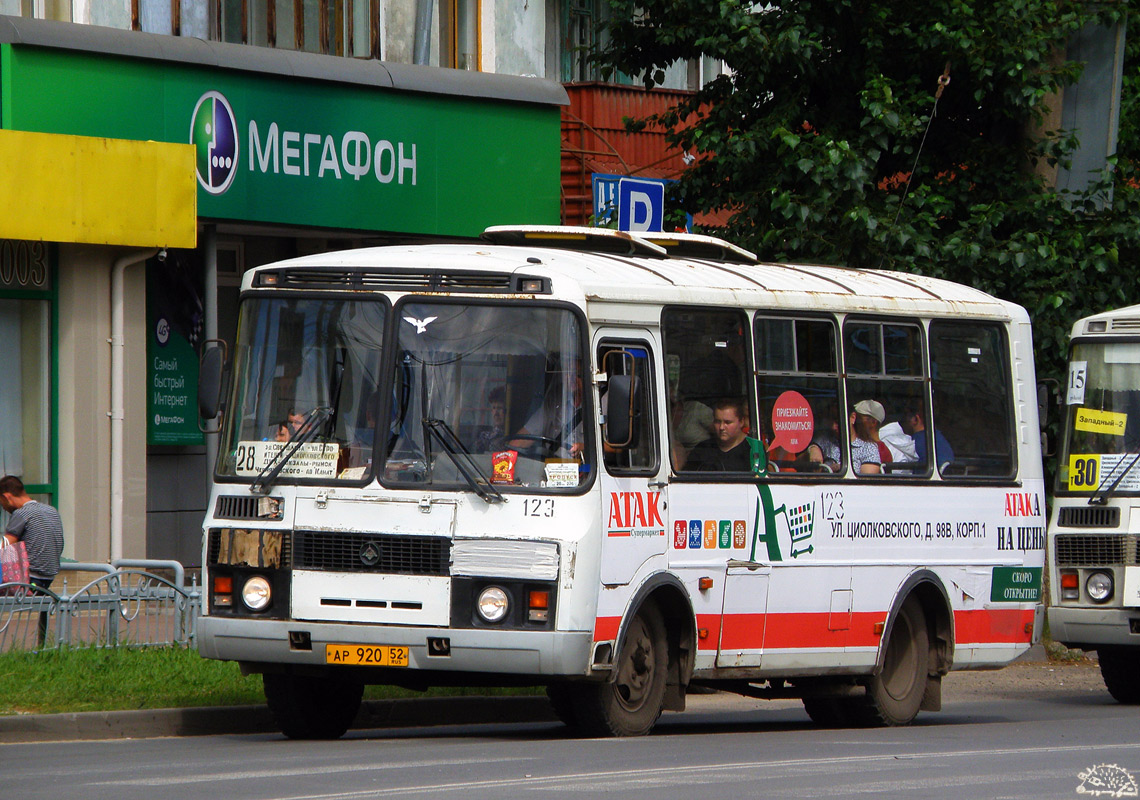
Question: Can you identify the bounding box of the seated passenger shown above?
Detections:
[474,386,508,452]
[850,399,890,475]
[879,420,918,463]
[511,371,584,459]
[903,407,955,468]
[807,416,842,472]
[670,397,714,469]
[686,398,755,472]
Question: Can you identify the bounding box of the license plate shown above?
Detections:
[325,644,410,667]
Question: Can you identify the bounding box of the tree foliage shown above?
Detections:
[596,0,1140,393]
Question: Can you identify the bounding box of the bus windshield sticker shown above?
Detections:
[544,461,579,488]
[1067,360,1087,405]
[1074,407,1126,437]
[235,441,340,478]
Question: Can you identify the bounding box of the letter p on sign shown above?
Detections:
[618,178,665,232]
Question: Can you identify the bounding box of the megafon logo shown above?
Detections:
[190,91,238,195]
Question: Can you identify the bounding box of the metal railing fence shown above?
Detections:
[0,560,200,653]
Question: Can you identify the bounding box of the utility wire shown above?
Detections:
[878,62,951,270]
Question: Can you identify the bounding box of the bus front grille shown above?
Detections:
[293,531,451,575]
[1057,506,1120,528]
[1054,534,1140,566]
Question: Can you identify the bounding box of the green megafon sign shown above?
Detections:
[0,46,562,236]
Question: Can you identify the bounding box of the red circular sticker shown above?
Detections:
[770,391,815,454]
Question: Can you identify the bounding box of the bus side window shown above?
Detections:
[599,344,658,474]
[843,320,927,477]
[755,315,843,475]
[663,308,752,472]
[929,321,1015,477]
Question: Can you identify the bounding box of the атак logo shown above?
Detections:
[190,91,238,195]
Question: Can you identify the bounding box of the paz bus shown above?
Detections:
[1048,304,1140,703]
[196,226,1046,739]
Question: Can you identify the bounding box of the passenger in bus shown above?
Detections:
[850,399,889,474]
[669,396,714,468]
[903,407,955,468]
[474,386,508,452]
[687,398,754,472]
[879,419,918,463]
[267,421,290,442]
[511,370,585,459]
[807,415,842,472]
[287,409,307,436]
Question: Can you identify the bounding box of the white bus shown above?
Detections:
[1048,304,1140,703]
[196,226,1046,739]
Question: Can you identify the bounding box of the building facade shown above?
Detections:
[0,10,571,566]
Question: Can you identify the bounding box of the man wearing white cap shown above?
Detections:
[850,399,890,475]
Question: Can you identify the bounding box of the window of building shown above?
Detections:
[441,0,479,70]
[132,0,382,58]
[755,315,843,475]
[928,321,1015,477]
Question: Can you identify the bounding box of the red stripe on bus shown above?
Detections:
[598,607,1033,650]
[953,608,1034,644]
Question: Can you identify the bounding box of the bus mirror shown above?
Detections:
[605,374,641,448]
[198,340,228,423]
[1037,379,1059,428]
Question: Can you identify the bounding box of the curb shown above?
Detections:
[0,696,557,744]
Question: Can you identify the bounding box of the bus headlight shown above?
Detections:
[476,586,510,623]
[241,576,273,611]
[1086,571,1114,603]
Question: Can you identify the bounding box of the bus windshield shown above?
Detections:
[1056,339,1140,495]
[218,296,388,483]
[384,301,590,492]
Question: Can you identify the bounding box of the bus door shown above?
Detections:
[596,337,668,586]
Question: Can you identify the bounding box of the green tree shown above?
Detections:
[597,0,1140,391]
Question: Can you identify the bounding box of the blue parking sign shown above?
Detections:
[618,178,665,232]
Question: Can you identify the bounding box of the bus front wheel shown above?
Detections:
[860,598,929,726]
[575,602,668,737]
[1099,648,1140,704]
[263,672,364,739]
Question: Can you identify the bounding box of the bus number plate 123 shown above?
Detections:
[325,644,409,667]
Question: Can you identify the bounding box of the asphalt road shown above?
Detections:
[3,659,1135,800]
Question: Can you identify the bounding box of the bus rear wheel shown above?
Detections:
[1098,648,1140,704]
[263,672,364,739]
[575,602,668,737]
[859,598,929,726]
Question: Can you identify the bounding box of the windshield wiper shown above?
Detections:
[1088,450,1140,506]
[250,406,332,495]
[424,418,505,504]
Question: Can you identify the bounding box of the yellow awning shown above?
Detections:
[0,129,196,248]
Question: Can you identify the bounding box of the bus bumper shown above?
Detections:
[1048,606,1140,650]
[197,615,595,677]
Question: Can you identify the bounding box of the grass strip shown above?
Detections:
[0,646,537,716]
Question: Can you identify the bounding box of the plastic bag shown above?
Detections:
[0,538,29,591]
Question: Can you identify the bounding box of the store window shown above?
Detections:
[0,241,54,496]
